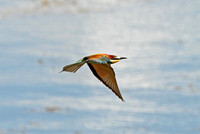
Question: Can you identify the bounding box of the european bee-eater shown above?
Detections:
[60,53,127,101]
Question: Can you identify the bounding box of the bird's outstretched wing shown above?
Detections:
[61,61,85,73]
[87,63,124,101]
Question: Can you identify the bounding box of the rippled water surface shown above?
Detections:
[0,0,200,134]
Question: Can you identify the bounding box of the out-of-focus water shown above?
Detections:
[0,0,200,134]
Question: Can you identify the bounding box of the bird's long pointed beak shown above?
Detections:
[120,57,127,60]
[110,56,127,64]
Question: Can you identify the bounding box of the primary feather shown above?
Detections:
[87,63,124,101]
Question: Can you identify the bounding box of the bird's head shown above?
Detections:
[110,56,127,64]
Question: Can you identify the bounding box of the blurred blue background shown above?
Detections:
[0,0,200,134]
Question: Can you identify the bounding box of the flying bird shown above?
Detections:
[60,53,127,101]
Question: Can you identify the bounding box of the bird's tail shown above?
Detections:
[60,61,85,73]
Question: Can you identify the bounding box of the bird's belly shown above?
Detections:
[87,59,111,64]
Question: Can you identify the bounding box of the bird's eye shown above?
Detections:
[111,57,116,60]
[113,57,120,60]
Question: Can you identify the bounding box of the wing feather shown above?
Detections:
[87,63,124,101]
